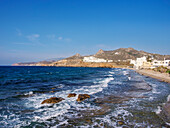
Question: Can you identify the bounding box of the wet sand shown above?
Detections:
[134,69,170,83]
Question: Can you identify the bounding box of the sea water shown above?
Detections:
[0,66,170,128]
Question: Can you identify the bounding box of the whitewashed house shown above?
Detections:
[83,56,107,62]
[83,56,113,63]
[114,52,119,55]
[152,59,170,67]
[130,56,147,69]
[131,56,170,69]
[108,60,113,62]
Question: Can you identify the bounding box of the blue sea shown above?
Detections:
[0,66,170,128]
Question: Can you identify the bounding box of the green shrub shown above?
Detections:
[166,69,170,74]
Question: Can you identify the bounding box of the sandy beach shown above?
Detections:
[135,69,170,83]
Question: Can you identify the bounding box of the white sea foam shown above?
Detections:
[166,122,170,126]
[123,71,129,75]
[149,83,160,94]
[148,96,154,100]
[20,70,115,127]
[155,106,162,114]
[23,91,34,96]
[109,71,115,74]
[2,68,170,128]
[73,77,114,95]
[84,107,133,128]
[107,74,113,77]
[51,120,68,128]
[128,76,131,80]
[167,94,170,102]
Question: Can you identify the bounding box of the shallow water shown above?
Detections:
[0,66,170,128]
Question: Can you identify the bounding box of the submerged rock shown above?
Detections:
[41,97,64,104]
[160,102,170,123]
[132,82,152,91]
[50,90,56,93]
[68,93,77,98]
[77,94,90,102]
[95,95,129,104]
[117,121,124,126]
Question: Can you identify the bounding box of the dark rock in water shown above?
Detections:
[77,94,90,102]
[20,109,34,113]
[160,101,170,123]
[50,91,56,93]
[117,121,124,126]
[33,90,50,94]
[85,119,92,124]
[68,93,77,98]
[100,123,104,126]
[41,97,64,104]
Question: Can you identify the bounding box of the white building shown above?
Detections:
[130,56,147,69]
[115,52,119,55]
[131,56,170,69]
[108,60,113,62]
[152,59,170,67]
[83,56,112,63]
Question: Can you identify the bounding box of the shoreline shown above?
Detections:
[134,69,170,83]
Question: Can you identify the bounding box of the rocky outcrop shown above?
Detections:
[77,94,90,102]
[64,53,83,60]
[41,97,64,104]
[68,93,77,98]
[159,99,170,123]
[117,121,124,126]
[96,49,104,55]
[162,102,170,122]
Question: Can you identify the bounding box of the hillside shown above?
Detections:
[94,48,170,61]
[12,48,170,67]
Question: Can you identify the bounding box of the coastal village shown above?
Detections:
[13,48,170,70]
[83,55,170,70]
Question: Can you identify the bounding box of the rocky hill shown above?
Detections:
[12,48,170,67]
[94,48,170,61]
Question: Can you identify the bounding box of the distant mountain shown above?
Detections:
[12,57,64,66]
[12,48,170,66]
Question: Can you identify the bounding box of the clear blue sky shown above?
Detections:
[0,0,170,65]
